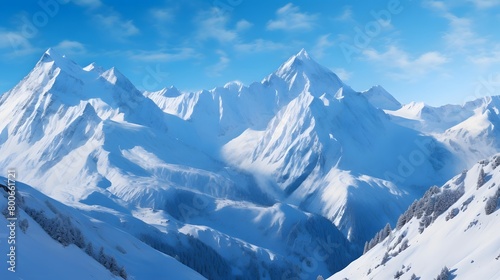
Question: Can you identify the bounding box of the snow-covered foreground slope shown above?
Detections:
[0,176,358,280]
[329,154,500,280]
[0,177,204,280]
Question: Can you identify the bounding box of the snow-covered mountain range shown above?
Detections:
[1,48,499,279]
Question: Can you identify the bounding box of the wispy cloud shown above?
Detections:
[0,31,30,50]
[425,1,486,51]
[469,46,500,67]
[94,13,139,39]
[150,8,174,22]
[312,34,335,59]
[196,8,239,43]
[424,0,448,12]
[148,6,177,37]
[128,48,200,62]
[443,15,485,51]
[206,50,230,77]
[54,40,87,56]
[335,6,353,21]
[235,19,253,32]
[466,0,500,8]
[363,45,449,80]
[0,30,38,56]
[72,0,102,8]
[267,3,317,31]
[234,39,287,53]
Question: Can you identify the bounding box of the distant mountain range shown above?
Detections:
[1,48,499,279]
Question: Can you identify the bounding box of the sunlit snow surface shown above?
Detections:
[330,155,500,280]
[1,48,500,279]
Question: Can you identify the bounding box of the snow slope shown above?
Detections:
[438,96,500,168]
[144,48,346,150]
[386,96,500,168]
[0,177,204,280]
[1,48,500,279]
[0,48,252,204]
[221,53,459,245]
[386,102,471,134]
[0,49,359,278]
[329,154,500,280]
[362,85,402,111]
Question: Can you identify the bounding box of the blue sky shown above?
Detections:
[0,0,499,106]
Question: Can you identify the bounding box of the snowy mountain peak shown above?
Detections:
[37,48,81,73]
[275,49,319,77]
[263,49,345,102]
[100,67,120,84]
[39,48,81,69]
[41,48,64,61]
[100,67,136,91]
[83,62,105,74]
[223,80,244,91]
[296,48,310,60]
[362,85,402,110]
[159,86,182,97]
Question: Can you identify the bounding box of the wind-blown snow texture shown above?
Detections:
[0,48,499,279]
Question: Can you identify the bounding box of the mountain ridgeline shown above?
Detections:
[1,48,500,279]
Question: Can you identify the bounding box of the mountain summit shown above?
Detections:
[40,47,65,62]
[362,85,402,110]
[263,49,345,104]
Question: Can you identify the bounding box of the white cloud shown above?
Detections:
[0,30,37,56]
[470,53,500,67]
[363,46,449,80]
[424,0,448,12]
[235,19,253,32]
[54,40,86,55]
[196,8,238,43]
[94,13,139,39]
[72,0,102,8]
[443,14,485,51]
[469,46,500,67]
[424,1,486,51]
[234,39,287,53]
[151,8,174,22]
[129,48,200,62]
[312,34,335,59]
[148,7,177,37]
[0,31,30,49]
[335,6,353,21]
[466,0,500,8]
[267,3,317,31]
[206,50,230,77]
